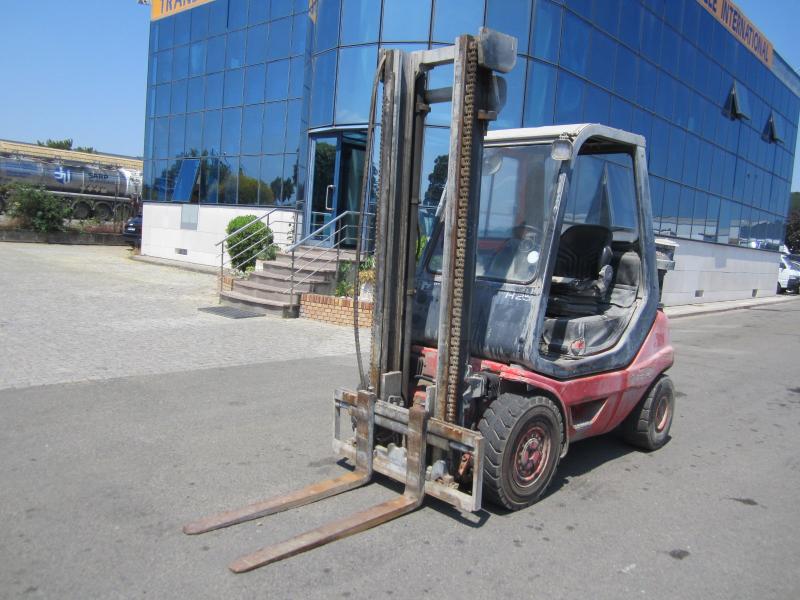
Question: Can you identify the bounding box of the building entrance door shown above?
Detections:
[305,132,366,248]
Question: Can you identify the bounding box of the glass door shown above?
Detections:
[307,136,340,246]
[337,133,366,248]
[305,132,368,248]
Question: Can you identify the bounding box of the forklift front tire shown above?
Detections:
[479,393,563,511]
[622,375,675,451]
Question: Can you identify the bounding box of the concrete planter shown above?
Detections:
[0,229,127,246]
[300,293,373,327]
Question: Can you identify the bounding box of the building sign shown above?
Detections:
[151,0,216,21]
[697,0,773,68]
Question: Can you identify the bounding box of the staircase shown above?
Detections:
[220,246,356,317]
[216,209,363,318]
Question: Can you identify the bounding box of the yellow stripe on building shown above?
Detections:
[151,0,217,22]
[696,0,773,68]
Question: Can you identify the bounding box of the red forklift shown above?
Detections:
[184,29,676,571]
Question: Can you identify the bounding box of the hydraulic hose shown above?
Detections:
[353,52,387,391]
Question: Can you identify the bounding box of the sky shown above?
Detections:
[0,0,799,189]
[0,0,151,156]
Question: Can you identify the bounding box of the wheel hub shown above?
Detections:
[512,424,551,487]
[654,392,671,433]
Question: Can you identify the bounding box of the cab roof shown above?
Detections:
[485,123,646,150]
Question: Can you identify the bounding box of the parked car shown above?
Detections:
[123,214,142,247]
[778,255,800,294]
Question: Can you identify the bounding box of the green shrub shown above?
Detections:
[225,215,277,271]
[7,185,70,232]
[335,261,355,297]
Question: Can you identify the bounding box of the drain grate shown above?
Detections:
[198,306,265,319]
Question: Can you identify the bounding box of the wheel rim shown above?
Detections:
[654,391,672,433]
[512,423,551,488]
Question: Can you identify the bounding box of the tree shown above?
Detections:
[790,191,800,213]
[6,184,70,232]
[424,154,448,206]
[786,209,800,254]
[37,138,74,150]
[35,138,96,153]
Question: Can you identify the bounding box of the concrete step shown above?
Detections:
[270,253,341,272]
[248,270,331,293]
[283,245,359,262]
[259,258,337,280]
[233,278,301,304]
[219,289,298,318]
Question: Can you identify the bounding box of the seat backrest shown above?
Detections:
[608,249,641,308]
[554,224,613,279]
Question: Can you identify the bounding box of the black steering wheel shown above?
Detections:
[487,224,544,279]
[511,224,543,253]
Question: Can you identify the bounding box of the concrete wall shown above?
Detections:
[141,203,300,267]
[661,238,780,306]
[142,203,782,305]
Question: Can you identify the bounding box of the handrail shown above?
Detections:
[286,210,359,253]
[217,207,300,298]
[215,207,294,247]
[217,207,374,314]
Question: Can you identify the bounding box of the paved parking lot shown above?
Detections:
[1,243,799,599]
[0,243,357,390]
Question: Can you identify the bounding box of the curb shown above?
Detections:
[0,229,127,245]
[664,294,800,319]
[130,254,218,275]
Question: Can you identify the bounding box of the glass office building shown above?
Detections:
[142,0,800,302]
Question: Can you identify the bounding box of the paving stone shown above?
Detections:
[0,243,367,390]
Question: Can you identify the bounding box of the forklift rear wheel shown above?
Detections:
[622,375,675,451]
[479,393,563,511]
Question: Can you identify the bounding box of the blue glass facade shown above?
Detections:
[143,0,800,251]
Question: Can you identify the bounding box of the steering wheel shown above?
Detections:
[512,224,543,252]
[487,224,544,279]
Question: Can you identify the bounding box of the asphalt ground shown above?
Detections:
[1,243,799,599]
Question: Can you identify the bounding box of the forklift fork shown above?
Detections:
[180,392,457,573]
[183,387,483,572]
[182,391,378,538]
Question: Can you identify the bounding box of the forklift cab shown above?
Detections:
[414,124,659,380]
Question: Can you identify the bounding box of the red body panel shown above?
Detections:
[416,311,674,444]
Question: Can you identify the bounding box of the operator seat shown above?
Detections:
[547,224,614,317]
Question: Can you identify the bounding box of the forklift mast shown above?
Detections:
[370,29,518,421]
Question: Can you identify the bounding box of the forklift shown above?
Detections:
[184,30,676,571]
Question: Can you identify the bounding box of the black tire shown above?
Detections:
[94,203,112,221]
[777,283,785,294]
[478,393,563,511]
[622,375,675,451]
[72,201,91,220]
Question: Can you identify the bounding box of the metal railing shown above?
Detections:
[218,208,377,314]
[285,211,365,303]
[216,207,299,295]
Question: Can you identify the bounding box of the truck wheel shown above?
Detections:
[777,283,785,294]
[622,375,675,451]
[72,201,91,220]
[94,203,112,221]
[478,393,563,511]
